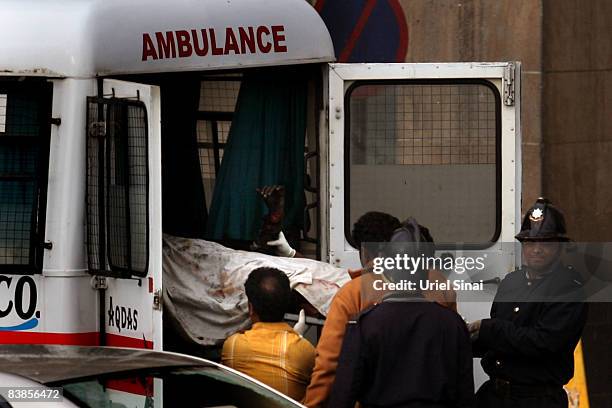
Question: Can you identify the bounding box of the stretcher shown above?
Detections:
[162,234,350,346]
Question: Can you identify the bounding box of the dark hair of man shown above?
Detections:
[418,224,434,244]
[352,211,401,247]
[244,267,291,322]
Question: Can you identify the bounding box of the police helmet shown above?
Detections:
[515,197,570,242]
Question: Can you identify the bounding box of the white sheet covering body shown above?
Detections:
[163,234,350,346]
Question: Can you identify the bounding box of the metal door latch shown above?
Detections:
[153,289,162,310]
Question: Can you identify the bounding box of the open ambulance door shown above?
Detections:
[86,79,162,352]
[325,62,521,387]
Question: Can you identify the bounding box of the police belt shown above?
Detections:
[492,378,563,398]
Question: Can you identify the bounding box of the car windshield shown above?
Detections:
[50,365,300,408]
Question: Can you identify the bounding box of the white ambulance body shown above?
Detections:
[0,0,521,393]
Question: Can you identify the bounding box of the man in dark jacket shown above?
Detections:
[329,220,475,408]
[469,198,588,408]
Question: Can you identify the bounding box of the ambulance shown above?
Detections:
[0,0,520,390]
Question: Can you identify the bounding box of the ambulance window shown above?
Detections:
[0,82,52,272]
[86,98,149,277]
[107,103,149,274]
[346,81,500,246]
[197,80,240,209]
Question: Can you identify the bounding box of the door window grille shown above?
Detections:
[0,82,52,273]
[86,97,149,277]
[346,80,501,246]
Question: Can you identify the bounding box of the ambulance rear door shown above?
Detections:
[86,79,162,354]
[324,62,521,386]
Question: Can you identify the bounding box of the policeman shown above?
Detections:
[469,198,588,408]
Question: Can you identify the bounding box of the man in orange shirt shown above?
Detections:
[302,212,456,407]
[222,267,316,401]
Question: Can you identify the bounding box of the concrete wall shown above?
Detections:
[542,0,612,240]
[398,0,544,209]
[542,0,612,405]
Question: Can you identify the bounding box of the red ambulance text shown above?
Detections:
[142,25,288,61]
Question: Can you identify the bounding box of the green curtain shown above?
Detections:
[206,74,306,241]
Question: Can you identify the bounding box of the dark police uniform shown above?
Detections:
[473,198,588,408]
[329,295,475,408]
[474,264,587,407]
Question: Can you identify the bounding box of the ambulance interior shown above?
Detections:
[154,67,322,258]
[112,65,327,356]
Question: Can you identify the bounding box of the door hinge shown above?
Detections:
[503,63,516,106]
[91,275,108,290]
[153,289,162,310]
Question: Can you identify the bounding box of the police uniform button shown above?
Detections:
[514,306,520,313]
[495,360,502,367]
[527,281,532,286]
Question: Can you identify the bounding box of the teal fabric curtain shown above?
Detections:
[206,74,306,241]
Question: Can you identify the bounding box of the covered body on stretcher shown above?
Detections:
[162,234,351,346]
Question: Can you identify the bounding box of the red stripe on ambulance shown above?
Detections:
[0,332,153,349]
[142,25,288,61]
[0,331,100,346]
[106,333,154,349]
